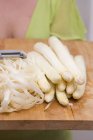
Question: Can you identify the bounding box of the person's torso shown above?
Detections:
[0,0,86,39]
[0,0,37,38]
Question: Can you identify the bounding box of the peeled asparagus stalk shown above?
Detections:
[28,51,61,84]
[66,81,77,95]
[73,55,86,99]
[36,70,52,93]
[56,88,69,106]
[30,63,51,93]
[34,43,73,82]
[45,83,55,103]
[21,63,51,93]
[57,79,66,92]
[25,57,51,93]
[48,36,85,85]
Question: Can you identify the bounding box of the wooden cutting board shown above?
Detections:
[0,39,93,130]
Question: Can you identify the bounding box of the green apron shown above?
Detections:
[26,0,86,40]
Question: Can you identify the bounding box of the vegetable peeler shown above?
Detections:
[0,50,27,59]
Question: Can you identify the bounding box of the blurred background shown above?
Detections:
[72,1,93,139]
[76,0,93,41]
[72,131,93,140]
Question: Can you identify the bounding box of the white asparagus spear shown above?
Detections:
[57,79,66,92]
[32,64,51,93]
[73,55,86,99]
[45,83,55,103]
[48,36,85,85]
[66,81,77,95]
[34,43,73,82]
[28,51,61,84]
[56,88,69,106]
[36,69,52,93]
[23,58,51,93]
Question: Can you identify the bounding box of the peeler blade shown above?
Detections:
[0,50,27,59]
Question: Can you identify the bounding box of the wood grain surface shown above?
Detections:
[0,39,93,130]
